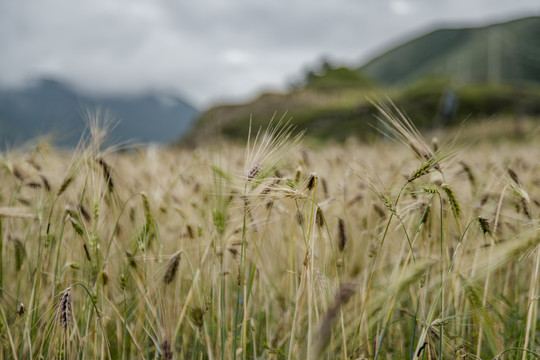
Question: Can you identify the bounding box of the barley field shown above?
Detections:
[1,108,539,359]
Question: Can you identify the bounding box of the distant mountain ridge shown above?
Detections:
[0,78,198,148]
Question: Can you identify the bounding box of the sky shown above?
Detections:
[1,0,539,108]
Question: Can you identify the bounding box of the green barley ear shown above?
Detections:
[409,160,436,183]
[294,166,302,184]
[508,170,531,220]
[100,271,109,286]
[460,276,499,354]
[141,192,152,229]
[11,238,26,272]
[460,161,476,189]
[66,208,85,238]
[189,306,205,329]
[441,184,461,218]
[120,273,127,290]
[138,192,155,251]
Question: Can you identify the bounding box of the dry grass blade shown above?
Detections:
[313,282,356,358]
[0,207,35,218]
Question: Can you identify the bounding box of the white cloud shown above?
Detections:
[390,0,415,15]
[221,49,253,66]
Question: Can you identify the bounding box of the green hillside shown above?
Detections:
[187,16,540,144]
[361,16,540,85]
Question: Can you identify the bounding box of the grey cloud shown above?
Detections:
[1,0,539,106]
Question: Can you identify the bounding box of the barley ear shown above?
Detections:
[163,251,182,285]
[58,287,72,330]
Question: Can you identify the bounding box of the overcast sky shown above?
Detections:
[1,1,539,108]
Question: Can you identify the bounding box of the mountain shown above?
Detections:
[188,16,540,144]
[0,78,198,148]
[360,16,540,86]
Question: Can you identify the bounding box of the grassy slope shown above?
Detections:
[187,16,540,145]
[361,16,540,85]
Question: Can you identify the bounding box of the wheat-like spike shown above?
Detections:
[141,192,153,230]
[40,174,51,192]
[306,172,317,191]
[66,208,85,238]
[59,287,72,330]
[244,114,304,182]
[246,163,260,180]
[337,218,347,252]
[12,166,25,182]
[313,282,356,357]
[460,161,476,188]
[57,175,74,197]
[441,184,461,218]
[507,167,521,186]
[316,207,325,228]
[161,340,173,360]
[477,216,492,236]
[97,157,115,192]
[11,237,26,272]
[372,98,457,183]
[321,177,329,198]
[163,251,182,285]
[408,158,438,183]
[372,99,433,161]
[78,203,91,222]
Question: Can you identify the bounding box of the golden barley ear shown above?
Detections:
[371,98,433,161]
[371,98,457,182]
[244,113,304,182]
